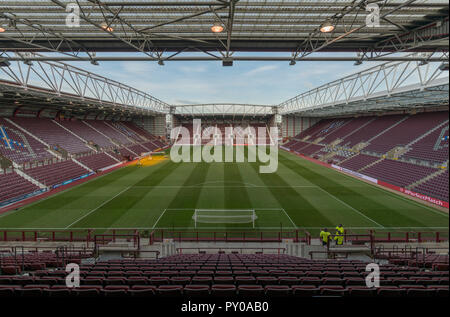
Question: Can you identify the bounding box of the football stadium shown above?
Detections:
[0,0,448,307]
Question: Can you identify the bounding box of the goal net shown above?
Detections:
[193,209,257,228]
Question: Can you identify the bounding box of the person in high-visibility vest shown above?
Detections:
[319,228,331,246]
[334,224,344,245]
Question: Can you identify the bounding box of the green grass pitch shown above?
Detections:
[0,147,448,237]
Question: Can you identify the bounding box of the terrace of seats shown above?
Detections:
[363,160,438,189]
[0,172,40,203]
[23,160,90,187]
[319,117,373,145]
[364,112,447,155]
[77,153,119,171]
[402,124,449,164]
[111,122,146,143]
[122,122,157,141]
[341,115,405,148]
[58,120,115,149]
[86,121,133,146]
[338,154,380,171]
[10,118,90,155]
[412,171,449,202]
[128,144,150,155]
[0,253,447,297]
[282,112,449,203]
[118,147,137,158]
[0,118,52,164]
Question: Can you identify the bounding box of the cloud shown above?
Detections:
[243,65,279,76]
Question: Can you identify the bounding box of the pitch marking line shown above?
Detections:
[65,186,132,229]
[281,208,298,229]
[315,186,385,228]
[152,208,168,230]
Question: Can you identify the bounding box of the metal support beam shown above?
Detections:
[0,52,170,114]
[279,53,449,115]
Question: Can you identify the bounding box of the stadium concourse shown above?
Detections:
[0,0,448,304]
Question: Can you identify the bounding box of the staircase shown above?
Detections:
[52,120,99,153]
[341,117,376,140]
[358,157,385,172]
[407,162,449,190]
[366,116,409,143]
[15,168,46,189]
[71,158,94,174]
[104,121,136,144]
[83,121,121,147]
[407,119,449,148]
[351,142,369,152]
[337,154,358,165]
[386,146,409,160]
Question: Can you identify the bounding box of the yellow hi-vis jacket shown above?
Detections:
[320,231,331,243]
[334,226,344,244]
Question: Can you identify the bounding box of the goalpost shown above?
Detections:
[193,209,258,228]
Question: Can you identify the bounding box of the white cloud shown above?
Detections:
[243,65,279,76]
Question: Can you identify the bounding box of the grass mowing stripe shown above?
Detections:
[65,185,132,228]
[247,158,333,228]
[281,149,448,218]
[156,162,212,229]
[69,161,184,229]
[313,186,384,228]
[279,151,433,228]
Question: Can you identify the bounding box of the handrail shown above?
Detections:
[176,247,286,255]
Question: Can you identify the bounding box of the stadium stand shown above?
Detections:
[0,171,40,203]
[76,153,119,172]
[10,118,91,154]
[0,116,166,204]
[58,120,116,149]
[412,171,449,202]
[0,118,53,164]
[362,160,438,189]
[283,111,449,203]
[22,160,90,187]
[85,121,133,146]
[0,253,447,297]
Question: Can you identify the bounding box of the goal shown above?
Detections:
[192,209,258,228]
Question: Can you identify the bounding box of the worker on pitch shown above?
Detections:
[334,224,344,246]
[319,228,331,246]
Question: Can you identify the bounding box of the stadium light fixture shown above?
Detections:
[354,60,363,66]
[289,60,296,66]
[211,22,224,33]
[100,22,114,32]
[158,60,165,66]
[320,21,335,33]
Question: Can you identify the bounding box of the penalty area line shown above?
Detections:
[65,186,132,229]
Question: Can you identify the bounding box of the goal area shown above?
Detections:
[192,209,258,228]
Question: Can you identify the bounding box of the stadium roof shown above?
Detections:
[279,54,449,116]
[0,1,448,64]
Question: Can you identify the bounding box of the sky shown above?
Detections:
[70,52,384,106]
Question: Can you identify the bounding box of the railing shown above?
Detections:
[0,228,446,246]
[94,234,140,249]
[176,247,286,255]
[347,230,448,244]
[374,245,449,268]
[149,229,309,244]
[0,245,93,272]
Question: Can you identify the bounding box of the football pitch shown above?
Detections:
[0,147,448,236]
